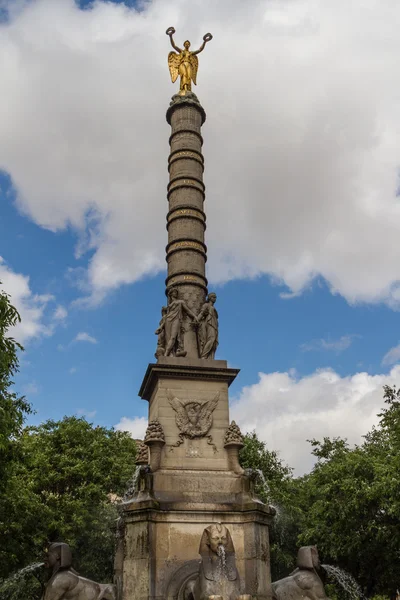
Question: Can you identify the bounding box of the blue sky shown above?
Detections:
[1,0,400,473]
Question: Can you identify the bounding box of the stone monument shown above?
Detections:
[43,542,116,600]
[272,546,331,600]
[117,28,275,600]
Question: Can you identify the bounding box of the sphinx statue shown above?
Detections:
[272,546,330,600]
[42,542,116,600]
[186,523,245,600]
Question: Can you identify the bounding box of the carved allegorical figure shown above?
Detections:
[272,546,331,600]
[154,306,167,358]
[167,390,219,449]
[166,27,213,95]
[43,542,116,600]
[187,524,243,600]
[196,292,219,359]
[164,288,197,357]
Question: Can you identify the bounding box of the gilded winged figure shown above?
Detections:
[166,27,212,95]
[167,390,219,446]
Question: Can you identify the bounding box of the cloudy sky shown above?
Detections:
[1,0,400,474]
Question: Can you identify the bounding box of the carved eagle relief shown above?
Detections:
[167,390,219,449]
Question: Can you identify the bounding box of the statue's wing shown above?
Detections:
[198,393,219,431]
[168,51,180,83]
[167,390,189,430]
[189,53,198,85]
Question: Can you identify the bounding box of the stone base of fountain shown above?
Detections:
[116,358,275,600]
[120,495,274,600]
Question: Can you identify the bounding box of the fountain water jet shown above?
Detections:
[322,564,365,600]
[0,562,44,600]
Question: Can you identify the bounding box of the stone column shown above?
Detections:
[165,93,208,358]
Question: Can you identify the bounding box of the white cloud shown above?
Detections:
[115,416,148,440]
[77,408,97,419]
[301,334,359,353]
[74,331,98,344]
[0,0,400,306]
[53,305,68,321]
[0,256,53,343]
[69,366,77,374]
[22,381,39,395]
[382,344,400,366]
[231,365,400,475]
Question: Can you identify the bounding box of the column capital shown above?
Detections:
[166,92,206,125]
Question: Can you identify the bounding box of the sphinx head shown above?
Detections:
[199,523,234,556]
[198,524,238,582]
[297,546,320,570]
[45,542,73,573]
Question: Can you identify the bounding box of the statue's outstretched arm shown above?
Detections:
[182,302,197,321]
[166,27,182,53]
[196,303,208,322]
[192,33,213,55]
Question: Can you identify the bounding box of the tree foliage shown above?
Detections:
[299,385,400,596]
[240,432,305,580]
[0,416,137,588]
[0,287,31,486]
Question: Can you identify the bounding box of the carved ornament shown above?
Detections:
[144,419,165,445]
[136,441,149,464]
[224,420,244,447]
[167,390,219,451]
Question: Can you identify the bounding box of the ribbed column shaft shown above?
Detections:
[165,96,208,357]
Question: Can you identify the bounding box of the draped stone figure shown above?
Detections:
[272,546,330,600]
[164,288,197,357]
[166,27,213,95]
[154,306,167,358]
[196,292,219,359]
[42,542,116,600]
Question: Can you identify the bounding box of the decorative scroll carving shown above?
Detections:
[196,292,219,359]
[224,421,244,447]
[167,390,219,451]
[144,419,165,444]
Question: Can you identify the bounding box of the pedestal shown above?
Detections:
[119,357,275,600]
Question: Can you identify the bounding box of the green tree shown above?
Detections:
[240,432,304,580]
[0,286,37,599]
[0,416,137,586]
[0,287,31,487]
[299,386,400,596]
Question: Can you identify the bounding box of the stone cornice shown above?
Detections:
[139,358,240,401]
[121,504,275,523]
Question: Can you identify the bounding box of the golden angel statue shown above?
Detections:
[166,27,213,95]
